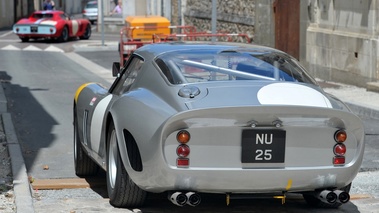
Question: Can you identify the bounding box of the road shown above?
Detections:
[0,29,379,212]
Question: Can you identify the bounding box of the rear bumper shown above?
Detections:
[13,25,58,37]
[83,15,97,20]
[132,162,362,193]
[16,33,57,38]
[123,106,364,194]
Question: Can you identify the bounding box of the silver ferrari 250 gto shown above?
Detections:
[73,42,364,208]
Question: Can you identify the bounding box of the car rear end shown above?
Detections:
[13,24,57,37]
[83,1,98,24]
[129,44,364,206]
[13,13,58,39]
[150,104,365,193]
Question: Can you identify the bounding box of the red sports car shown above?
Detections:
[13,10,91,42]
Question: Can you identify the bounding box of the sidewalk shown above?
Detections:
[320,80,379,119]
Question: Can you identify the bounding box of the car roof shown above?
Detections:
[33,10,64,15]
[134,42,283,59]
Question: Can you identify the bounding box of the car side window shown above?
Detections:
[113,57,144,94]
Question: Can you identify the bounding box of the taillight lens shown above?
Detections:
[333,129,347,166]
[176,144,190,158]
[333,156,345,165]
[177,130,190,144]
[334,130,347,143]
[177,158,189,167]
[334,143,346,156]
[176,130,190,168]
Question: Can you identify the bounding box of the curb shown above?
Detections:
[3,113,35,213]
[0,83,34,213]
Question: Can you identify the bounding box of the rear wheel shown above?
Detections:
[303,183,352,208]
[20,37,29,42]
[59,26,69,42]
[73,109,99,176]
[106,122,147,208]
[80,24,91,40]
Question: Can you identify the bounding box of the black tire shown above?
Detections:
[80,24,91,40]
[106,122,147,208]
[59,26,69,42]
[303,183,352,208]
[73,109,99,177]
[20,37,29,42]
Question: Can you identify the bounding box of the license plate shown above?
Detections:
[31,26,38,33]
[241,129,286,163]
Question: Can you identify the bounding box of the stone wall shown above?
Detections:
[306,0,379,87]
[180,0,256,43]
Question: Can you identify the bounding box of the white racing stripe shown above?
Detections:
[72,20,79,35]
[257,83,333,108]
[90,94,113,151]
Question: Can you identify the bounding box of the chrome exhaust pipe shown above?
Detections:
[186,192,201,207]
[169,192,188,206]
[318,190,338,204]
[334,190,350,203]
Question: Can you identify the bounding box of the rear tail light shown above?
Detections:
[177,130,190,144]
[177,158,189,167]
[176,144,190,158]
[333,143,346,156]
[333,129,347,166]
[334,130,347,143]
[176,130,191,167]
[333,156,345,165]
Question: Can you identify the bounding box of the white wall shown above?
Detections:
[0,0,14,29]
[306,0,379,87]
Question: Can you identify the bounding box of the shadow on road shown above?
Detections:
[0,71,57,177]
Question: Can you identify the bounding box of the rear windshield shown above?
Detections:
[155,49,317,85]
[32,14,53,19]
[86,2,98,8]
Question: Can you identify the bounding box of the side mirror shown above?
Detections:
[112,62,120,77]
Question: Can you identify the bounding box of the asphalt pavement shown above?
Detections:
[2,41,379,212]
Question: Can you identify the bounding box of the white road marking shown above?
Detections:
[1,44,64,52]
[23,45,42,51]
[45,45,64,52]
[0,31,13,38]
[64,52,115,84]
[1,45,20,50]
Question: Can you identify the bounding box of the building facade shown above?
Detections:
[177,0,379,88]
[306,0,379,87]
[1,0,378,88]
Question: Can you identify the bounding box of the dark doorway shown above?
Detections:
[273,0,300,60]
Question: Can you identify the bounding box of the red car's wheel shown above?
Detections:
[20,37,29,42]
[80,24,91,40]
[58,26,69,42]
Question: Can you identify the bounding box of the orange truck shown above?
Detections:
[119,16,196,66]
[118,16,252,67]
